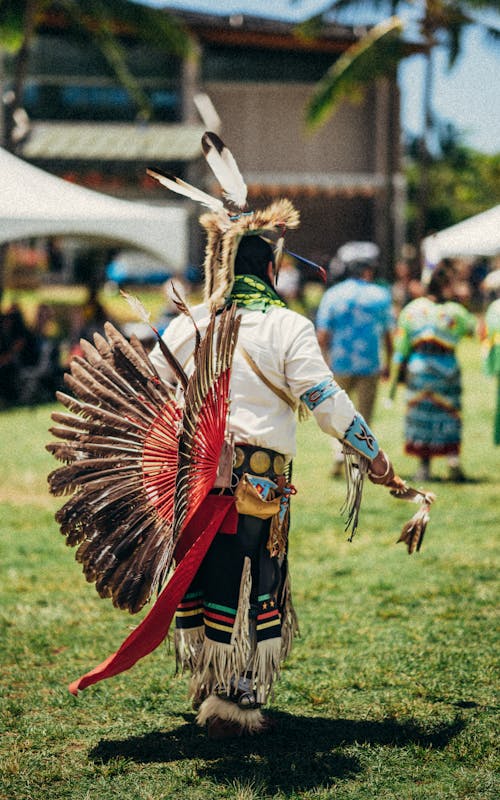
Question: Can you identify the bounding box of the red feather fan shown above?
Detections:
[47,306,240,614]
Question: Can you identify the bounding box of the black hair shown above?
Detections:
[427,261,456,303]
[346,260,376,278]
[234,235,275,286]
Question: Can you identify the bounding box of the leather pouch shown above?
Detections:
[234,474,281,519]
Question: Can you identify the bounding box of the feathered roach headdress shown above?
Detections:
[147,132,323,308]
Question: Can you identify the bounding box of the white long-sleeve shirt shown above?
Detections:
[149,303,357,460]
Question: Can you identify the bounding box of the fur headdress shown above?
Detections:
[200,197,300,307]
[147,132,301,308]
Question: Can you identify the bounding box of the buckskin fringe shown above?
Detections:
[268,505,289,558]
[253,637,282,705]
[340,446,371,541]
[231,556,252,665]
[191,641,241,700]
[279,569,299,662]
[174,625,204,674]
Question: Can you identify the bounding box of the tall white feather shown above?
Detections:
[202,132,248,209]
[146,168,226,214]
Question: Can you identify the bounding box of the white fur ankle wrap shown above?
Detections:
[196,694,266,734]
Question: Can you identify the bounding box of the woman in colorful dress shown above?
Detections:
[481,269,500,445]
[393,262,476,481]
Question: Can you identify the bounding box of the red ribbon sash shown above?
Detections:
[69,495,237,695]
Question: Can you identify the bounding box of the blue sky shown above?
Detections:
[399,24,500,154]
[139,1,500,154]
[159,1,334,21]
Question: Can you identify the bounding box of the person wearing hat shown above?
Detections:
[315,242,394,477]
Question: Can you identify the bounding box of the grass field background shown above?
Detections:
[1,338,498,800]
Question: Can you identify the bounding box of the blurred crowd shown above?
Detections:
[1,247,500,478]
[0,302,64,408]
[0,289,117,409]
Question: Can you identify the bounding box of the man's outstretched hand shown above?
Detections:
[367,449,436,554]
[368,450,405,491]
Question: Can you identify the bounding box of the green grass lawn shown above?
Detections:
[1,339,499,800]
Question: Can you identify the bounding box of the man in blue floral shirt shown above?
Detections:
[316,242,394,476]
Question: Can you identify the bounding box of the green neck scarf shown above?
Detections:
[228,274,286,311]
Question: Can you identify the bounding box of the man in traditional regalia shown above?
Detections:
[47,133,433,739]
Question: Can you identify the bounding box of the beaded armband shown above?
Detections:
[300,377,340,411]
[343,413,379,460]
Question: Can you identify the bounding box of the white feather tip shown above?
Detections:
[202,132,248,209]
[120,290,152,326]
[146,167,224,212]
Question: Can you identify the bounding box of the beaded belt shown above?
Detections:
[233,444,290,478]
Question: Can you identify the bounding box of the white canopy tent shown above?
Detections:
[422,205,500,270]
[0,147,189,270]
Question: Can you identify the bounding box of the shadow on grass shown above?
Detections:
[402,473,489,485]
[90,712,465,794]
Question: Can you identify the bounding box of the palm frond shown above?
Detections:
[2,0,192,124]
[306,16,405,130]
[484,23,500,41]
[0,0,27,52]
[91,0,192,58]
[445,18,468,67]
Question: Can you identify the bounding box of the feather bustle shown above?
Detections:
[92,331,113,360]
[54,393,148,433]
[64,370,155,425]
[48,296,239,616]
[72,350,168,412]
[104,323,155,376]
[173,306,240,540]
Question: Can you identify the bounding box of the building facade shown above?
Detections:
[7,7,405,276]
[186,12,405,273]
